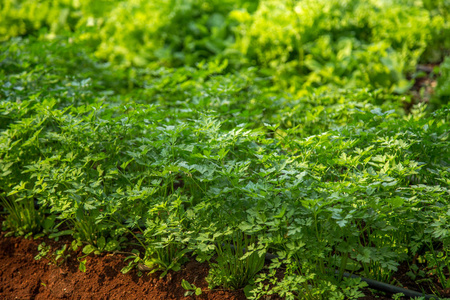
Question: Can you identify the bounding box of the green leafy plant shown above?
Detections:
[34,242,51,261]
[1,193,43,237]
[392,293,405,300]
[206,229,266,290]
[181,279,202,297]
[34,243,71,266]
[51,244,71,266]
[118,198,190,279]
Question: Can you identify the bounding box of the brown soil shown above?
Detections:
[0,232,246,300]
[1,230,446,300]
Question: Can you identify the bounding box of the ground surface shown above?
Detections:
[0,232,246,300]
[1,230,444,300]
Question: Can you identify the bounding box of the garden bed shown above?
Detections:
[2,230,445,300]
[1,1,450,299]
[0,231,246,300]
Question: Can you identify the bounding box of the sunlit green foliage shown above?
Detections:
[231,0,448,91]
[2,0,449,91]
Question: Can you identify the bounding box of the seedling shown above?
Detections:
[181,279,202,297]
[34,243,71,266]
[35,242,51,261]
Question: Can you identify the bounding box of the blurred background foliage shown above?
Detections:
[0,0,449,104]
